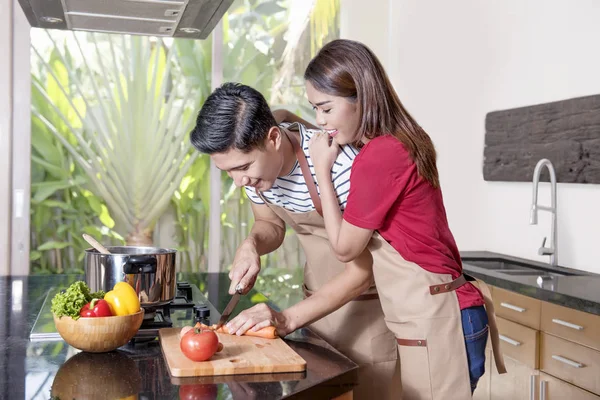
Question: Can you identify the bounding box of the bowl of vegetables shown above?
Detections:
[51,281,144,353]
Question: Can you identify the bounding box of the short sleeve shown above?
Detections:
[244,186,264,204]
[343,137,415,230]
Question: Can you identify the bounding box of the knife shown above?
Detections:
[215,287,243,330]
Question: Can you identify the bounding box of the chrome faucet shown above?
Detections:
[529,159,558,266]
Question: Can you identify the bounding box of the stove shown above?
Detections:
[30,281,214,342]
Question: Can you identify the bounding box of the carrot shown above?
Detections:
[194,322,278,339]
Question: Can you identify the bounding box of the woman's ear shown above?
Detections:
[267,126,283,150]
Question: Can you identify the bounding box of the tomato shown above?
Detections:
[180,328,220,362]
[178,384,218,400]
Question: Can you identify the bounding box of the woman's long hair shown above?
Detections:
[304,39,440,188]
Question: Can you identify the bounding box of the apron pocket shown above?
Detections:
[397,339,434,400]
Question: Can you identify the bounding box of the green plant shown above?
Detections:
[32,32,201,247]
[30,44,124,274]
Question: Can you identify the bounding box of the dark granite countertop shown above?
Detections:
[0,273,357,400]
[461,251,600,316]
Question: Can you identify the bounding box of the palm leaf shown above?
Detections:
[31,31,202,244]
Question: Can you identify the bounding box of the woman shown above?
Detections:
[305,39,506,398]
[226,39,506,399]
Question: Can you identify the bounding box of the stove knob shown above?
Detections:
[194,305,210,319]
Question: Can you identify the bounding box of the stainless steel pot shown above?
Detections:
[84,246,177,309]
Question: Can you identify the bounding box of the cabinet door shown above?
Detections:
[473,348,492,400]
[539,372,600,400]
[490,355,537,400]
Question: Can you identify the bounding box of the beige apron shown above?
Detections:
[255,128,401,399]
[367,236,506,399]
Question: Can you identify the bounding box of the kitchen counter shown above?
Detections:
[461,251,600,316]
[0,273,357,400]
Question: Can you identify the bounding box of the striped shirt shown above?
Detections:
[245,122,358,213]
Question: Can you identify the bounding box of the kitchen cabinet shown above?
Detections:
[538,372,600,400]
[490,354,538,400]
[540,301,600,351]
[539,332,600,395]
[480,284,600,400]
[472,348,492,400]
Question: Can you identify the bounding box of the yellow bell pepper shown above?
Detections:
[104,282,140,316]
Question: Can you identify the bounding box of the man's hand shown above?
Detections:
[229,238,261,295]
[226,303,291,337]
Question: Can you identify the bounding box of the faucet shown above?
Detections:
[529,159,558,266]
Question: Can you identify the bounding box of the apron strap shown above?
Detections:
[303,284,379,301]
[465,274,507,374]
[284,128,323,216]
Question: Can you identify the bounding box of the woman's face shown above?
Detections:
[305,81,361,146]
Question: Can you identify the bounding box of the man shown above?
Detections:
[190,82,399,399]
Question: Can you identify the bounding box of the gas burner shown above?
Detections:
[139,309,172,330]
[132,281,199,340]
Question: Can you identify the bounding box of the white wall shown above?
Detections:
[340,0,391,67]
[0,0,31,276]
[343,0,600,273]
[0,0,14,276]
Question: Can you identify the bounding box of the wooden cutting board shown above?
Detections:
[159,328,307,377]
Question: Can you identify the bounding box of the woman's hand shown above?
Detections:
[226,303,291,337]
[308,131,339,175]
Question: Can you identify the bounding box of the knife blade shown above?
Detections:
[215,290,242,330]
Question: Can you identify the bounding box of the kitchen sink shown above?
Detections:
[461,257,583,277]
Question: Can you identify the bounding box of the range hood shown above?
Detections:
[17,0,234,39]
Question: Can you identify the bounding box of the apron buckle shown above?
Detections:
[429,274,468,295]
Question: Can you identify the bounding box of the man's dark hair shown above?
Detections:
[190,82,277,154]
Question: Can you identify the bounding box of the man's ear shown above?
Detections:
[266,126,282,150]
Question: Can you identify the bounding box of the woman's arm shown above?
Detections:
[272,109,319,129]
[225,249,374,336]
[309,132,373,262]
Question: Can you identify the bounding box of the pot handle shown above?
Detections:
[123,255,157,274]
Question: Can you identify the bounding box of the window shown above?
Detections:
[28,0,339,277]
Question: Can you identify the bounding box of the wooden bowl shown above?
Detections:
[53,310,144,353]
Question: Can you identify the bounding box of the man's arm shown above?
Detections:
[226,248,374,336]
[272,109,319,130]
[229,201,286,294]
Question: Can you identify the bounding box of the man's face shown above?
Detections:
[211,129,284,192]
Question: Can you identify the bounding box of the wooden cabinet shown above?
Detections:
[482,284,600,400]
[472,348,492,400]
[493,287,541,329]
[539,332,600,395]
[538,372,600,400]
[540,301,600,351]
[490,354,537,400]
[496,317,539,369]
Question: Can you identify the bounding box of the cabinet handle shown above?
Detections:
[540,380,547,400]
[500,302,526,312]
[552,355,584,368]
[499,334,522,346]
[529,375,536,400]
[552,318,584,331]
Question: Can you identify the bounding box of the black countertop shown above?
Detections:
[461,251,600,316]
[0,273,357,400]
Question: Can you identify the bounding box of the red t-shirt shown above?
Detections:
[343,135,483,310]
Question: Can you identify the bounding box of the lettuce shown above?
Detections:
[50,281,106,320]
